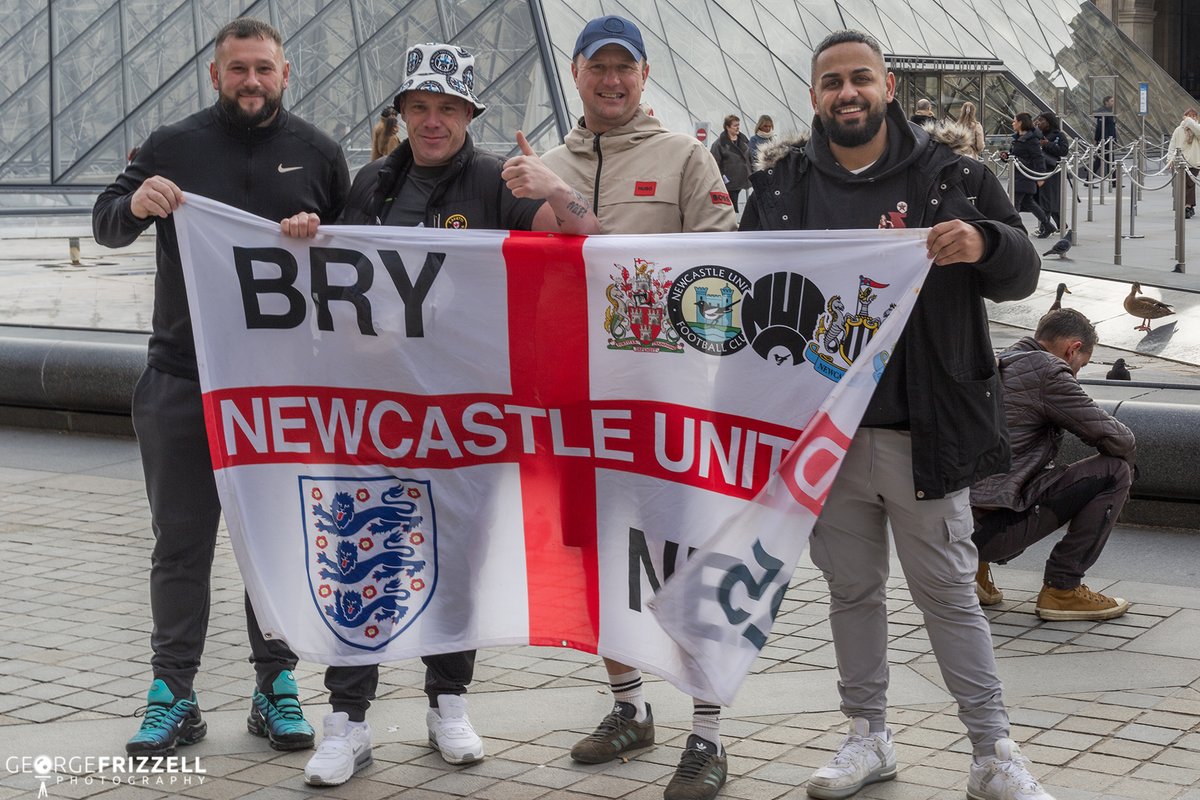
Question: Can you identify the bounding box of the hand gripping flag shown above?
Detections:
[173,195,931,703]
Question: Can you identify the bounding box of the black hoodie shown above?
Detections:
[742,101,1041,500]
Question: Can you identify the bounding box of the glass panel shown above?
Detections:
[122,0,187,49]
[753,3,812,76]
[454,0,536,95]
[54,66,122,179]
[793,0,845,45]
[51,0,108,50]
[673,53,737,133]
[124,3,195,110]
[0,124,52,183]
[439,0,495,39]
[612,0,667,42]
[0,69,50,165]
[472,50,545,156]
[125,66,203,150]
[355,0,441,113]
[0,0,42,41]
[0,9,49,101]
[53,5,121,112]
[291,57,370,150]
[274,0,328,39]
[285,0,356,100]
[195,0,260,46]
[352,0,404,41]
[60,124,128,184]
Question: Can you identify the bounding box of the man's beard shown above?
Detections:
[219,91,282,128]
[822,102,886,148]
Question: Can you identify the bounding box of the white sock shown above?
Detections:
[692,701,721,750]
[609,669,647,722]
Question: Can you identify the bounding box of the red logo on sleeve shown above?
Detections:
[634,181,657,196]
[710,191,732,206]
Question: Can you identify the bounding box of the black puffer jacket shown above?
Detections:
[742,102,1041,499]
[340,134,540,230]
[971,337,1135,511]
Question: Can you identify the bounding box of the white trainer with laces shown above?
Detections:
[967,739,1055,800]
[304,712,372,786]
[806,717,896,799]
[427,693,484,764]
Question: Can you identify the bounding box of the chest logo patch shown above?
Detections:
[444,214,468,229]
[878,201,907,229]
[634,181,657,196]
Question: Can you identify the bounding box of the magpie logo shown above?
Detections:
[277,164,304,174]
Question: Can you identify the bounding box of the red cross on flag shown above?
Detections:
[175,195,930,704]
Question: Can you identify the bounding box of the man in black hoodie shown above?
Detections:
[742,31,1051,800]
[92,18,348,759]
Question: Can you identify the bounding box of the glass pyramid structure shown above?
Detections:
[2,0,1192,210]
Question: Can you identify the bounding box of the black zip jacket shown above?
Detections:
[338,134,540,230]
[742,101,1041,500]
[92,105,349,380]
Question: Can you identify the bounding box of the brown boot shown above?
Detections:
[975,562,1003,606]
[1035,583,1130,621]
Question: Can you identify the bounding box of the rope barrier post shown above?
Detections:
[1007,157,1015,206]
[1070,157,1079,245]
[1113,170,1122,266]
[1137,133,1145,202]
[1058,161,1068,236]
[1099,139,1107,205]
[1127,157,1142,239]
[1087,148,1095,222]
[1175,162,1187,274]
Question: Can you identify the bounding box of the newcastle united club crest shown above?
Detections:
[805,275,896,382]
[301,476,436,650]
[604,257,683,353]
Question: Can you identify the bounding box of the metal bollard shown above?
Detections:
[68,237,81,266]
[1070,159,1079,244]
[1087,154,1094,222]
[1176,164,1187,273]
[1127,162,1142,239]
[1113,172,1122,266]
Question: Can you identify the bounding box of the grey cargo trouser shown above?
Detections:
[134,366,297,698]
[809,429,1009,753]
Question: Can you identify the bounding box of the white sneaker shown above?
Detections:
[967,739,1055,800]
[427,694,484,764]
[303,712,372,786]
[807,717,896,799]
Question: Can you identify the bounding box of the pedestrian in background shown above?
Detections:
[1168,107,1200,218]
[710,113,752,211]
[370,107,399,160]
[957,101,985,157]
[1009,112,1055,237]
[909,97,936,126]
[1035,111,1070,233]
[748,114,776,167]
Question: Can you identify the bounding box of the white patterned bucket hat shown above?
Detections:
[394,43,486,117]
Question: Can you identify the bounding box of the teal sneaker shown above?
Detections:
[126,680,207,756]
[248,670,315,750]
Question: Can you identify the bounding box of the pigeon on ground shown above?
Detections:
[1105,358,1131,380]
[1043,232,1072,258]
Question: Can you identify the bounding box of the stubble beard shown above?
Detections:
[823,103,886,149]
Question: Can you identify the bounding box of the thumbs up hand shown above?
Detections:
[501,130,599,235]
[501,130,559,200]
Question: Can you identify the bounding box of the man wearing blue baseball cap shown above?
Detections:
[541,15,735,800]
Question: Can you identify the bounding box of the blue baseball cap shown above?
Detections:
[573,15,646,61]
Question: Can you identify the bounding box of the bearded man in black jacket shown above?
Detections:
[92,17,349,759]
[742,30,1054,800]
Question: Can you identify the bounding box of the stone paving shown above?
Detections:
[0,428,1199,800]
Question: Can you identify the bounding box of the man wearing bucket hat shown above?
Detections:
[282,43,597,237]
[539,15,735,800]
[282,42,598,788]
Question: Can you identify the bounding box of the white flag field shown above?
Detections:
[175,194,931,705]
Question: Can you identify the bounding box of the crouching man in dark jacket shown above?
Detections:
[972,309,1135,621]
[741,29,1052,800]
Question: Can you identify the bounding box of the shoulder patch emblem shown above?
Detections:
[710,191,732,206]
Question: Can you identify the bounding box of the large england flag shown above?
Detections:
[174,195,930,705]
